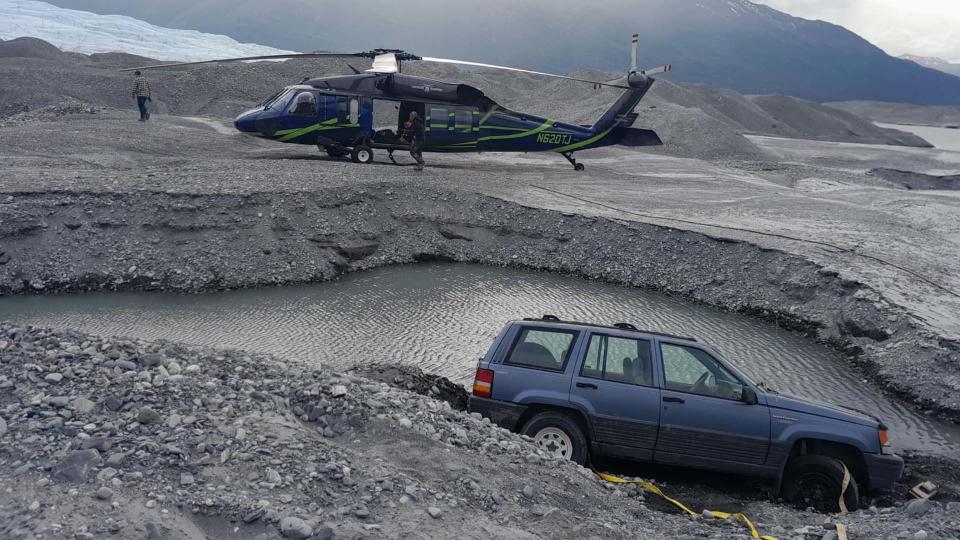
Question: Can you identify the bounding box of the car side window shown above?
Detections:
[581,334,653,386]
[660,343,744,400]
[505,328,577,372]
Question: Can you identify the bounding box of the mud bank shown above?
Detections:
[0,185,957,422]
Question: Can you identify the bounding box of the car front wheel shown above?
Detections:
[782,454,860,513]
[520,412,588,465]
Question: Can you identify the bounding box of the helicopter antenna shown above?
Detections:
[630,33,639,73]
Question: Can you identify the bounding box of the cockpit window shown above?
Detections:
[288,91,317,116]
[263,88,295,110]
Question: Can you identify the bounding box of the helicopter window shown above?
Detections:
[317,95,338,120]
[264,88,295,110]
[349,98,359,125]
[288,92,317,116]
[429,108,448,131]
[454,108,474,132]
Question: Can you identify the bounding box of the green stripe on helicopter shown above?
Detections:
[551,125,616,153]
[274,119,359,142]
[447,119,555,147]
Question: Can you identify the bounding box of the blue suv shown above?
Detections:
[469,316,903,511]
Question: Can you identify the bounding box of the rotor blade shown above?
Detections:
[641,64,672,76]
[420,57,631,89]
[119,52,364,72]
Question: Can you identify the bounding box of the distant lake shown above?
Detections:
[877,122,960,152]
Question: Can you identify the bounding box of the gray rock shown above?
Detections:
[522,485,537,498]
[96,467,117,482]
[105,452,124,467]
[313,525,334,540]
[54,449,102,483]
[398,417,413,429]
[45,372,64,383]
[427,506,442,519]
[104,396,125,411]
[71,398,95,414]
[0,416,6,437]
[354,506,370,518]
[81,437,113,452]
[180,472,194,486]
[265,468,282,484]
[48,396,70,408]
[279,516,312,539]
[95,486,114,500]
[136,406,163,425]
[914,531,928,540]
[140,353,164,367]
[115,360,136,371]
[331,384,348,397]
[906,498,932,516]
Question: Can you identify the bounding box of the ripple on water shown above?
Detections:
[0,263,955,454]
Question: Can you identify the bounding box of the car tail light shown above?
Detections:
[472,368,494,398]
[879,428,890,447]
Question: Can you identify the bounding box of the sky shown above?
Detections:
[753,0,960,62]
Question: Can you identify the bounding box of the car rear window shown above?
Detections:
[505,327,577,372]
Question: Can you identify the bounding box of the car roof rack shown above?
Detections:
[521,315,697,342]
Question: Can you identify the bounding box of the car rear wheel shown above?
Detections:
[782,454,860,513]
[520,412,588,465]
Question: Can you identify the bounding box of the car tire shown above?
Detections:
[782,454,860,513]
[520,412,588,465]
[351,145,374,164]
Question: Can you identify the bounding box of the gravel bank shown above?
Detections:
[2,323,958,539]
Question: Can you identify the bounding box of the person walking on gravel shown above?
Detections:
[404,111,425,170]
[132,70,152,121]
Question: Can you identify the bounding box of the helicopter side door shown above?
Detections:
[425,105,478,151]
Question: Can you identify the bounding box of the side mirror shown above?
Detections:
[741,387,758,405]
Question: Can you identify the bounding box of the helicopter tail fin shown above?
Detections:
[590,33,667,136]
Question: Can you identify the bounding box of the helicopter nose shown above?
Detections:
[233,112,258,133]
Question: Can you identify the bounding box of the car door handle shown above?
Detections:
[576,382,598,389]
[662,396,685,404]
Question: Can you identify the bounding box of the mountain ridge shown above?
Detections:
[38,0,960,105]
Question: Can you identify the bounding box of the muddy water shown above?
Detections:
[1,263,956,454]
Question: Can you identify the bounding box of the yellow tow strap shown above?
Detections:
[595,471,778,540]
[838,464,851,515]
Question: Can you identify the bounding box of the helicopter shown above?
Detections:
[122,34,671,170]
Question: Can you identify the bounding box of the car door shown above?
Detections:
[654,340,771,474]
[569,331,661,460]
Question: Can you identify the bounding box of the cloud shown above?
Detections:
[753,0,960,62]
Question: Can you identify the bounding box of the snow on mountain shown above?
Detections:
[0,0,297,61]
[900,54,960,79]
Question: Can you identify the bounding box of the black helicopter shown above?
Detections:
[123,34,670,169]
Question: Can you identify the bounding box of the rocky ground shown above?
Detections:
[1,323,958,539]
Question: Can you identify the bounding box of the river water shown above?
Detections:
[1,263,956,454]
[877,122,960,153]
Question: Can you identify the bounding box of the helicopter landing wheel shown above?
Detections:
[351,145,374,164]
[562,151,584,171]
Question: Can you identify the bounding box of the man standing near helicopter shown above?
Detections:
[131,70,152,121]
[404,110,425,171]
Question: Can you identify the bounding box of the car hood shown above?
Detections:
[765,393,880,428]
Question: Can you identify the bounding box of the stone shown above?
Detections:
[96,468,117,482]
[54,449,102,483]
[104,396,125,411]
[354,506,370,518]
[71,398,96,414]
[914,532,928,540]
[48,396,70,408]
[313,525,334,540]
[265,468,282,485]
[180,472,194,486]
[427,506,442,519]
[136,406,163,425]
[331,385,348,397]
[95,487,114,500]
[0,416,6,437]
[906,498,932,516]
[115,360,136,371]
[81,436,112,452]
[522,485,537,498]
[398,418,413,429]
[279,516,313,539]
[45,373,64,383]
[140,353,164,368]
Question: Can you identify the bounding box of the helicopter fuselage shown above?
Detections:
[233,72,658,159]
